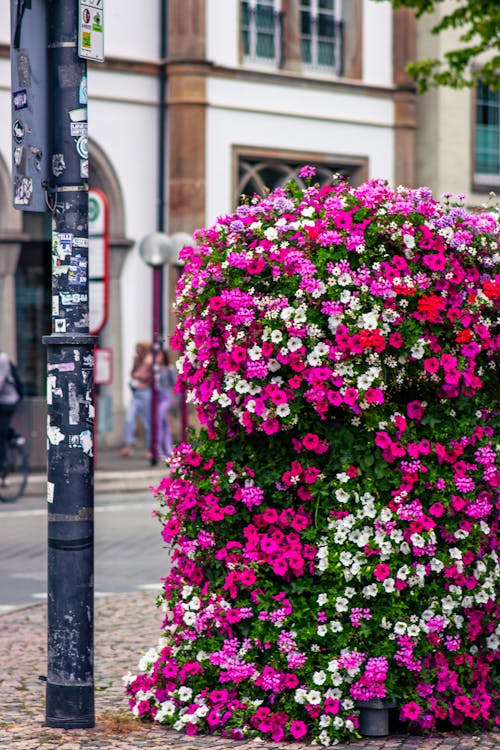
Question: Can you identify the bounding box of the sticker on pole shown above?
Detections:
[78,0,104,62]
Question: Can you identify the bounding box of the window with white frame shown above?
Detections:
[241,0,281,66]
[475,81,500,187]
[300,0,343,74]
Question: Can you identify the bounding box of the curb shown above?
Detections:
[24,468,167,497]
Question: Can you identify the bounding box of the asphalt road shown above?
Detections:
[0,491,170,613]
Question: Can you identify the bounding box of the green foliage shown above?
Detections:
[372,0,500,92]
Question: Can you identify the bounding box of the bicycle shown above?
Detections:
[0,427,29,502]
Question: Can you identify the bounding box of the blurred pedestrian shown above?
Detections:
[156,348,176,459]
[0,351,23,475]
[118,341,153,457]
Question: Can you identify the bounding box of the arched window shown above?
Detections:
[235,150,368,204]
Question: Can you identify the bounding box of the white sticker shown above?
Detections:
[70,121,88,137]
[54,318,67,333]
[80,430,93,456]
[47,423,65,446]
[47,374,56,405]
[47,482,54,503]
[73,237,89,248]
[52,295,59,316]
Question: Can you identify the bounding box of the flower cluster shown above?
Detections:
[171,177,498,437]
[127,172,499,744]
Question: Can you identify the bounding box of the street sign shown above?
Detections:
[89,189,109,334]
[10,0,50,212]
[78,0,104,62]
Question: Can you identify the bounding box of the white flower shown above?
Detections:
[138,648,158,672]
[268,359,281,372]
[178,686,193,702]
[187,596,201,611]
[362,584,378,598]
[330,621,343,633]
[307,690,322,705]
[287,336,303,352]
[430,558,444,572]
[294,688,307,704]
[486,634,499,650]
[317,625,328,637]
[183,611,196,626]
[181,585,193,598]
[334,597,348,612]
[156,700,176,721]
[394,621,407,635]
[382,577,395,593]
[333,716,344,728]
[317,593,328,606]
[318,730,331,746]
[358,312,378,330]
[270,329,283,343]
[319,714,332,728]
[313,670,327,685]
[276,403,291,417]
[410,533,425,548]
[335,488,350,503]
[264,226,278,240]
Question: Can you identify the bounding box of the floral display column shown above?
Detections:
[126,169,500,746]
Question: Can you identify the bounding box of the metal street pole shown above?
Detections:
[43,0,95,729]
[151,266,163,465]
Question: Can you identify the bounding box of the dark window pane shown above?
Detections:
[319,0,335,8]
[318,13,334,37]
[318,41,334,67]
[256,4,274,29]
[242,29,250,55]
[475,81,500,176]
[242,0,249,25]
[15,242,51,397]
[301,10,311,34]
[256,32,275,58]
[301,38,311,63]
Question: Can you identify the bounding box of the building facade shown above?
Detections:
[0,0,417,466]
[415,1,500,206]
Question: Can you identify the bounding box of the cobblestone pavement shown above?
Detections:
[0,592,498,750]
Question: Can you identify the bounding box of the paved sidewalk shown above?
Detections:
[24,444,169,497]
[0,592,497,750]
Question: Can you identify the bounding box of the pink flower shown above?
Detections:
[289,720,308,739]
[401,701,422,722]
[374,563,390,581]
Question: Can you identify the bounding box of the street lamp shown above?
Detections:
[139,231,191,464]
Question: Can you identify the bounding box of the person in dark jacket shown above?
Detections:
[0,351,22,474]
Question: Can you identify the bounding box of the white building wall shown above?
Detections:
[206,0,240,67]
[415,0,486,204]
[362,0,393,87]
[205,76,395,222]
[88,75,159,400]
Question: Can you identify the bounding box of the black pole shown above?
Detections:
[151,0,168,466]
[43,0,95,729]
